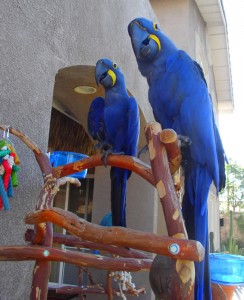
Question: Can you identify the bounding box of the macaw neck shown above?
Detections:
[138,55,166,85]
[105,83,128,105]
[139,49,179,86]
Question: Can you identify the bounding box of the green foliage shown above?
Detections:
[220,159,244,212]
[236,214,244,233]
[221,238,244,256]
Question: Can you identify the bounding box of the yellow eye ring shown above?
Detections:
[153,22,159,31]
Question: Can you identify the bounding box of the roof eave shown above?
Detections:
[195,0,234,112]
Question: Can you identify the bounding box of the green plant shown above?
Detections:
[236,214,244,234]
[221,238,244,255]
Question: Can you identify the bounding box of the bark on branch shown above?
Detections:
[25,229,150,259]
[0,245,152,271]
[145,122,195,299]
[53,153,155,185]
[25,208,204,262]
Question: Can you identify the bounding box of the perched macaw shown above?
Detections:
[88,58,140,227]
[128,18,226,299]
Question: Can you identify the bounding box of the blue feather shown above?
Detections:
[128,17,226,299]
[88,59,140,227]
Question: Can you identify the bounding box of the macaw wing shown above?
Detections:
[104,96,139,157]
[126,96,140,157]
[166,52,220,184]
[88,97,105,142]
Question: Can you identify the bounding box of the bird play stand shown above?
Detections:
[0,123,205,300]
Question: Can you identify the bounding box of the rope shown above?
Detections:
[0,177,10,210]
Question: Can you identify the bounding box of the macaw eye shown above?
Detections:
[153,22,159,31]
[113,63,118,69]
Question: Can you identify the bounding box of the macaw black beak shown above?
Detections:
[95,60,106,86]
[128,20,161,61]
[95,60,116,88]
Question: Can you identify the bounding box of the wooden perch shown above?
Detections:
[25,229,150,259]
[160,128,182,175]
[53,153,156,185]
[0,245,152,271]
[50,285,146,297]
[25,208,204,262]
[145,122,195,300]
[0,124,202,300]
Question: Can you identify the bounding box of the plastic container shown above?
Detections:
[50,151,88,179]
[209,253,244,285]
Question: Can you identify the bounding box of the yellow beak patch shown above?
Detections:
[107,69,116,87]
[149,34,161,51]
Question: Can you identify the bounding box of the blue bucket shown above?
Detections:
[50,151,88,179]
[209,253,244,285]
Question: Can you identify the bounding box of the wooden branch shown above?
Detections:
[106,271,113,300]
[57,177,81,187]
[145,122,195,300]
[52,153,156,185]
[0,125,41,154]
[30,261,50,300]
[160,129,182,175]
[25,229,150,259]
[145,122,187,238]
[51,285,146,297]
[50,285,106,295]
[0,245,152,271]
[25,208,204,262]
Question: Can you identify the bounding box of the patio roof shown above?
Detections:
[195,0,234,112]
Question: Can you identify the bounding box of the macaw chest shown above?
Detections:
[103,103,128,146]
[149,84,177,125]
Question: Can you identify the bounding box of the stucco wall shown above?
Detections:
[0,1,158,299]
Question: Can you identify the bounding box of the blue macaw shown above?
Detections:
[128,18,226,299]
[88,58,140,227]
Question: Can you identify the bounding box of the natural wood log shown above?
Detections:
[30,261,50,300]
[49,285,106,295]
[160,129,182,175]
[145,122,195,300]
[51,285,146,297]
[145,122,187,238]
[25,229,151,259]
[106,271,113,300]
[25,208,204,262]
[0,245,152,271]
[52,153,156,185]
[149,255,194,300]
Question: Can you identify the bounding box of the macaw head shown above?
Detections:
[128,18,177,66]
[95,58,124,90]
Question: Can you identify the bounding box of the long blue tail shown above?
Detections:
[182,161,212,300]
[110,167,130,227]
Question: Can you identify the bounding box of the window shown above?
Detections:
[49,169,94,286]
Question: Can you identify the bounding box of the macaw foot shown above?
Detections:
[178,135,192,168]
[178,135,192,148]
[100,144,124,167]
[137,144,148,158]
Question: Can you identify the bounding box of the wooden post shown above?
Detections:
[145,122,195,299]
